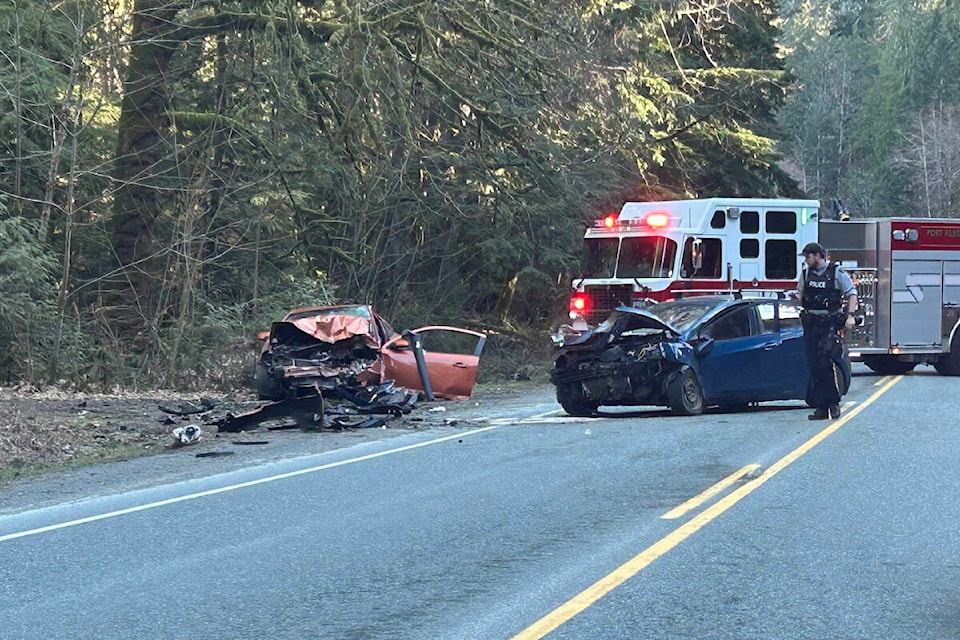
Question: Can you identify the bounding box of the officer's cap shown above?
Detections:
[800,242,826,257]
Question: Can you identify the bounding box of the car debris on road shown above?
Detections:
[170,424,202,446]
[256,304,486,402]
[157,305,487,436]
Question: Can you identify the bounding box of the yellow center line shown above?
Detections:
[511,375,903,640]
[874,375,891,387]
[661,464,760,520]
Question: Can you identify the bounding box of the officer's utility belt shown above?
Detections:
[801,309,833,316]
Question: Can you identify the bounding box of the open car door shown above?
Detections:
[380,327,487,400]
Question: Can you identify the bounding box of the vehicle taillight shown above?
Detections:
[645,213,670,228]
[570,293,589,313]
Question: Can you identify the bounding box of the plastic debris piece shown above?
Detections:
[172,424,202,446]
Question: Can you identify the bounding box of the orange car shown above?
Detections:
[256,305,486,401]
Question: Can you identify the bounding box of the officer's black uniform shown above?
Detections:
[801,263,845,414]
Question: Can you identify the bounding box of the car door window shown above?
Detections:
[779,301,802,329]
[702,307,755,341]
[757,302,778,334]
[414,328,485,357]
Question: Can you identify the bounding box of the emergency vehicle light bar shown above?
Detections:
[593,213,672,230]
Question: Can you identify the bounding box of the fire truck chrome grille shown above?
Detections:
[585,285,634,325]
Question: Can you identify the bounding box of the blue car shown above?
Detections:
[550,296,851,416]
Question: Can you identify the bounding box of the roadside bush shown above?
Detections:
[0,216,66,383]
[166,274,338,390]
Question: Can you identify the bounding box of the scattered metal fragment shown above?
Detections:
[196,451,234,458]
[171,424,202,446]
[266,423,300,431]
[233,440,270,446]
[159,398,218,416]
[216,394,323,433]
[330,416,387,430]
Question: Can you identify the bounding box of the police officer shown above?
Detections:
[796,242,858,420]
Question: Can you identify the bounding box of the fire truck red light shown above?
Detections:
[570,295,588,312]
[603,215,617,229]
[645,213,669,228]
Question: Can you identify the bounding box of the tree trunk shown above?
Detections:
[109,0,183,329]
[493,273,519,325]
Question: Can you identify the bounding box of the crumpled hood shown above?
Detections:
[280,314,381,349]
[608,306,681,336]
[560,306,680,349]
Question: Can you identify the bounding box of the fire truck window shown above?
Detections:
[740,239,760,259]
[582,238,619,278]
[702,307,754,341]
[710,211,726,229]
[766,211,797,234]
[765,239,798,279]
[617,237,677,278]
[740,211,760,234]
[680,238,722,279]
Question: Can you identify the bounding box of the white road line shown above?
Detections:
[0,426,500,544]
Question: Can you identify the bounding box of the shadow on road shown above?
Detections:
[594,404,809,420]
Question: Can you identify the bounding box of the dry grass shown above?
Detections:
[0,387,238,480]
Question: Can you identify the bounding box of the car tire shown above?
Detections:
[934,337,960,376]
[833,352,852,396]
[862,355,916,376]
[255,362,284,401]
[668,367,705,416]
[556,382,598,417]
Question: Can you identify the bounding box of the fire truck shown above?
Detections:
[824,218,960,375]
[567,198,960,376]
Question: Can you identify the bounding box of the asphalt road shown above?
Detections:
[1,367,958,639]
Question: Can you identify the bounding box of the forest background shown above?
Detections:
[1,0,957,388]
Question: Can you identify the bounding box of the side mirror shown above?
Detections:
[692,238,704,271]
[694,335,715,356]
[389,337,411,350]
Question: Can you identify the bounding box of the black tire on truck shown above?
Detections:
[934,335,960,376]
[255,362,284,401]
[668,366,705,416]
[556,382,598,417]
[862,355,916,376]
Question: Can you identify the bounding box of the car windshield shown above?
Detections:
[649,299,720,333]
[285,305,372,321]
[617,237,677,278]
[582,238,619,278]
[582,236,678,279]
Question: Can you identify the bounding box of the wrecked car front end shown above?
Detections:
[551,308,696,416]
[257,305,486,409]
[257,308,387,400]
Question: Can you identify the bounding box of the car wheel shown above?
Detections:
[255,363,284,401]
[668,367,705,416]
[833,353,852,396]
[934,338,960,376]
[862,355,916,376]
[556,383,598,417]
